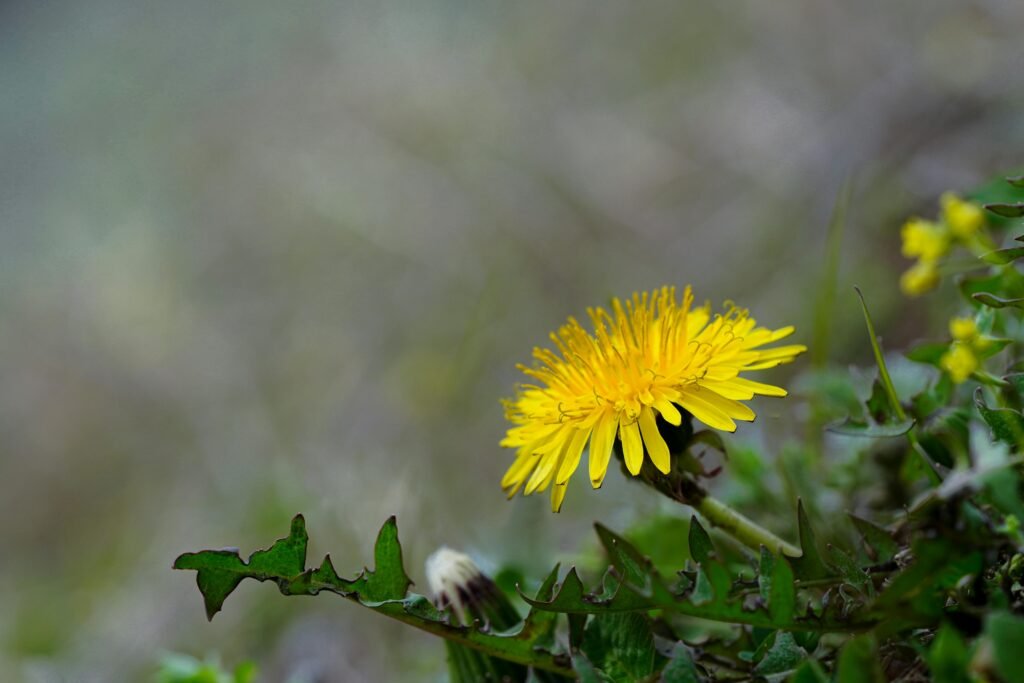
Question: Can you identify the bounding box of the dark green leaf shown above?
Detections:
[687,516,714,564]
[848,515,898,565]
[828,546,874,597]
[595,523,651,587]
[790,501,829,581]
[173,514,309,620]
[660,644,701,683]
[1005,175,1024,188]
[753,632,807,676]
[580,613,657,682]
[836,634,884,683]
[984,203,1024,218]
[972,292,1024,309]
[769,553,796,624]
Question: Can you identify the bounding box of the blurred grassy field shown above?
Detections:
[2,1,1023,680]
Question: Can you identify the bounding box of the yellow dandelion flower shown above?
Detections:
[500,286,806,511]
[900,218,949,262]
[940,343,978,384]
[899,260,940,297]
[941,192,985,239]
[949,316,978,342]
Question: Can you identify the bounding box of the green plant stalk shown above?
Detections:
[694,494,801,557]
[627,454,801,557]
[854,286,942,485]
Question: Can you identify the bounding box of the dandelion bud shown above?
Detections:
[426,548,527,682]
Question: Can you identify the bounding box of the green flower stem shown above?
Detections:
[694,494,801,557]
[624,450,801,557]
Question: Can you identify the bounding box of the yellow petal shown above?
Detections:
[727,376,787,397]
[638,406,671,474]
[676,392,736,432]
[653,398,682,426]
[550,482,568,512]
[620,419,644,475]
[589,414,618,488]
[698,389,756,421]
[557,427,592,485]
[524,439,564,494]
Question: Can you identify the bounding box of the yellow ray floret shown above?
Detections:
[500,286,806,511]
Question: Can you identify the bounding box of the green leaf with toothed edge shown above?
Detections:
[848,515,898,565]
[174,515,571,676]
[523,518,875,634]
[975,388,1024,451]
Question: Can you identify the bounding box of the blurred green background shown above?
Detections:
[2,1,1023,680]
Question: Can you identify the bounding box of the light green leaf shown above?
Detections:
[987,612,1024,683]
[975,388,1024,451]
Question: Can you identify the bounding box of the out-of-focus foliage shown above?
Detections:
[4,1,1024,681]
[156,653,256,683]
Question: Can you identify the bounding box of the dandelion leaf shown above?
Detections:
[174,515,571,675]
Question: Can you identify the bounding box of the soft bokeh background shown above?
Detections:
[2,1,1023,680]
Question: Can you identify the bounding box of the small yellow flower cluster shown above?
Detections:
[939,316,982,384]
[899,193,986,297]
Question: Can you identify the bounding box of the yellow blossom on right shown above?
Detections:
[899,192,989,297]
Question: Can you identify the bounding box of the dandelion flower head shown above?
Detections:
[500,286,806,511]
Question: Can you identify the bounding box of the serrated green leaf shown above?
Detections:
[175,516,571,675]
[580,613,657,682]
[984,203,1024,218]
[828,546,874,598]
[826,418,915,438]
[975,388,1024,451]
[173,515,309,619]
[1003,373,1024,396]
[987,612,1024,683]
[836,634,884,683]
[927,623,971,683]
[848,515,898,565]
[790,501,829,581]
[595,523,651,587]
[661,644,701,683]
[753,632,807,676]
[687,516,715,564]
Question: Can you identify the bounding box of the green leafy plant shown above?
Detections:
[175,175,1024,681]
